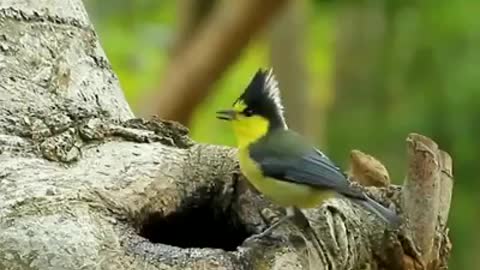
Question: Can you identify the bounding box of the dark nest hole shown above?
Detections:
[138,196,250,251]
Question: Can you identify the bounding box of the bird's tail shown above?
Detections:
[351,195,401,228]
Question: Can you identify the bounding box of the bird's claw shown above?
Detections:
[243,231,281,245]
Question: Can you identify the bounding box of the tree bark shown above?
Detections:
[0,1,452,269]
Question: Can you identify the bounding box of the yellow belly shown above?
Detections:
[238,148,334,208]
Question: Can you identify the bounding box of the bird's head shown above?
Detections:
[216,68,287,148]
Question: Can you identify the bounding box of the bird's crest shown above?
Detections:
[262,69,284,114]
[234,68,287,128]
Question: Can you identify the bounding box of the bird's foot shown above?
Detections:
[242,214,290,245]
[243,231,280,245]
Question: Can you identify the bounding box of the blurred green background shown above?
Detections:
[85,0,478,269]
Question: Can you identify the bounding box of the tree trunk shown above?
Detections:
[0,1,452,269]
[269,0,309,135]
[170,0,217,57]
[139,0,288,125]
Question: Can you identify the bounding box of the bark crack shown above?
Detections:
[0,7,94,32]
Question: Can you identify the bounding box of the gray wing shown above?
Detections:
[250,139,363,199]
[248,133,403,226]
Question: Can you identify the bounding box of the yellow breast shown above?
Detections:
[237,147,334,208]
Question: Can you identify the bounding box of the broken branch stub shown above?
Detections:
[437,150,453,228]
[349,149,391,187]
[402,133,443,265]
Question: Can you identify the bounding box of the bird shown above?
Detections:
[216,68,400,239]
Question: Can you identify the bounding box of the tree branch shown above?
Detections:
[269,0,309,135]
[402,133,452,268]
[140,0,288,125]
[437,150,453,228]
[170,0,217,57]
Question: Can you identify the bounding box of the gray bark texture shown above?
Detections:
[0,1,452,270]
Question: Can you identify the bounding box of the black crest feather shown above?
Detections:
[235,68,287,129]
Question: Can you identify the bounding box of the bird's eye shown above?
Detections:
[243,109,254,117]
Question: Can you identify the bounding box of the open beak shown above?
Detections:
[216,109,236,121]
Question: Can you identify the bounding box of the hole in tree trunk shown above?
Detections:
[138,197,250,251]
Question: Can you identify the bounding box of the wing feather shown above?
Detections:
[250,135,362,198]
[248,130,399,225]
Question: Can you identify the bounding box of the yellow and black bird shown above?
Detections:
[216,68,400,238]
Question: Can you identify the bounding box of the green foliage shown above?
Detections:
[85,1,478,269]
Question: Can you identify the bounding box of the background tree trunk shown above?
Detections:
[139,0,289,125]
[0,0,452,269]
[170,0,217,57]
[269,0,309,135]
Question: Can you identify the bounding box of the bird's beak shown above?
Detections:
[216,109,236,121]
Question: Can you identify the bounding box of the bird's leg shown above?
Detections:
[244,207,295,243]
[256,207,295,238]
[290,207,310,230]
[290,207,323,250]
